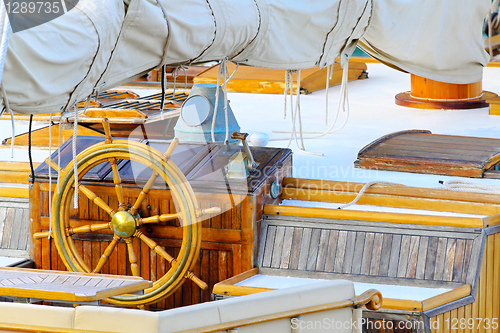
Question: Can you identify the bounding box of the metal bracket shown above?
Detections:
[231,132,257,172]
[270,162,283,199]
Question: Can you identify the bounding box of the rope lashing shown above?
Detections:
[211,58,239,143]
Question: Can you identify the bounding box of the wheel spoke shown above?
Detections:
[185,271,208,290]
[125,238,141,276]
[109,158,126,210]
[79,184,115,217]
[67,222,111,236]
[129,172,159,215]
[93,235,119,273]
[136,231,175,264]
[102,118,113,144]
[138,213,180,225]
[163,138,178,161]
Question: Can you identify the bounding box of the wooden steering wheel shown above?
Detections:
[36,119,216,306]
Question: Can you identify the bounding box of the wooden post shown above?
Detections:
[395,74,496,109]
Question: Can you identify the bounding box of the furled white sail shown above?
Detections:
[1,0,371,114]
[359,0,490,84]
[0,0,490,114]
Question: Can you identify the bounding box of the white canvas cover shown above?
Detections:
[3,0,124,114]
[359,0,490,84]
[1,0,372,114]
[0,0,491,114]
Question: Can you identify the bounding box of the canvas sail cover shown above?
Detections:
[0,0,490,114]
[359,0,490,84]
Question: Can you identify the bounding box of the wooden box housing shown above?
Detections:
[30,137,291,309]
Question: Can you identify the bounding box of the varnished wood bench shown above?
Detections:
[0,267,152,304]
[214,178,500,333]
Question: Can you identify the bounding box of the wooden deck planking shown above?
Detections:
[0,204,30,254]
[324,230,339,273]
[415,236,429,279]
[314,229,330,271]
[397,235,411,278]
[297,228,312,270]
[378,233,393,277]
[0,267,151,302]
[360,232,375,275]
[388,234,402,277]
[262,225,276,268]
[443,239,457,282]
[288,228,302,270]
[0,208,7,247]
[279,227,294,269]
[351,232,365,275]
[461,240,474,283]
[306,229,321,271]
[425,236,439,280]
[17,209,29,251]
[270,226,285,268]
[342,231,356,274]
[260,215,480,291]
[333,230,348,273]
[433,238,448,281]
[1,208,14,248]
[369,233,383,276]
[405,236,420,278]
[256,222,268,267]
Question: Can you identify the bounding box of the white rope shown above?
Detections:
[48,113,53,239]
[8,103,13,158]
[279,70,322,156]
[325,65,330,125]
[223,63,229,143]
[272,61,350,139]
[171,64,190,101]
[160,65,166,120]
[440,179,500,194]
[211,59,225,142]
[57,120,62,190]
[172,65,188,93]
[72,104,79,209]
[210,59,239,143]
[283,71,290,120]
[337,181,406,209]
[283,71,295,148]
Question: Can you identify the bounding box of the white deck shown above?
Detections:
[3,62,500,188]
[227,63,500,188]
[236,274,452,301]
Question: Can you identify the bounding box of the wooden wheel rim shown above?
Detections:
[52,141,201,305]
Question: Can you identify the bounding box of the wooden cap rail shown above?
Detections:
[282,177,500,221]
[264,205,485,228]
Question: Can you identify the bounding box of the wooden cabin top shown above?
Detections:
[33,136,292,195]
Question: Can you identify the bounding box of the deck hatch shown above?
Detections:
[355,130,500,178]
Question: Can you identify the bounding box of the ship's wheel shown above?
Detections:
[39,119,216,306]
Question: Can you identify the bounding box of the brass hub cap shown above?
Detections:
[111,211,137,238]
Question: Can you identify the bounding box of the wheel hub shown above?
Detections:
[111,211,137,238]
